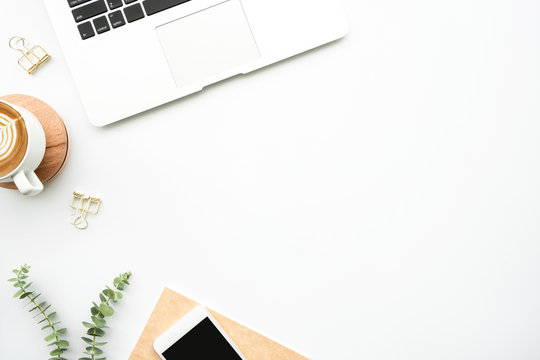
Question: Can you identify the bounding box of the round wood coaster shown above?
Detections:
[0,94,69,190]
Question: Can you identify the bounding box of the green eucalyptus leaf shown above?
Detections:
[99,304,114,317]
[48,339,69,347]
[43,321,61,331]
[87,327,105,337]
[50,348,66,356]
[103,289,115,299]
[44,332,57,342]
[92,315,107,327]
[23,282,33,289]
[83,321,95,328]
[56,340,69,347]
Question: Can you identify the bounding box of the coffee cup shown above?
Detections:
[0,101,46,196]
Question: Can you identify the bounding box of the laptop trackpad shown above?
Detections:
[156,0,260,87]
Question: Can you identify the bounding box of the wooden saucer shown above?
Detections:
[0,94,69,190]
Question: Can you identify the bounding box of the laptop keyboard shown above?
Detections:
[71,0,191,40]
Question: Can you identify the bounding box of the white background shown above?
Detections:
[1,0,540,359]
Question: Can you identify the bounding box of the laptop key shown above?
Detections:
[68,0,92,8]
[143,0,191,16]
[124,3,145,22]
[124,0,137,4]
[78,21,95,40]
[107,0,123,10]
[109,10,126,28]
[93,16,111,34]
[72,0,108,23]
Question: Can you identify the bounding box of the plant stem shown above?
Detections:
[91,335,96,360]
[90,283,121,360]
[16,271,62,359]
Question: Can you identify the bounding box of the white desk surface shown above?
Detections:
[1,1,540,359]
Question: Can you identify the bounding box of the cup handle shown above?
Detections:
[12,171,44,196]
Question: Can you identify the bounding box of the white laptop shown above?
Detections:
[43,0,348,126]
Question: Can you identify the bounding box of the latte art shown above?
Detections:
[0,115,19,159]
[0,103,28,178]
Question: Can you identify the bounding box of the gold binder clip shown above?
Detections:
[9,36,51,74]
[69,192,102,230]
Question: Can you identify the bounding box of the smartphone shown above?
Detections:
[153,305,247,360]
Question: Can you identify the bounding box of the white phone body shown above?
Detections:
[153,305,247,360]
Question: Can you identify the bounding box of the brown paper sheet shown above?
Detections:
[129,288,309,360]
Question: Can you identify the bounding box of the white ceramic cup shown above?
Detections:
[0,101,46,196]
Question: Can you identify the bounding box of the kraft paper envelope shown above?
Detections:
[129,288,309,360]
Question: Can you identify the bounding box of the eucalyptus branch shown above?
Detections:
[79,271,132,360]
[8,265,69,360]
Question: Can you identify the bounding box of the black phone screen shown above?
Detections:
[162,317,243,359]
